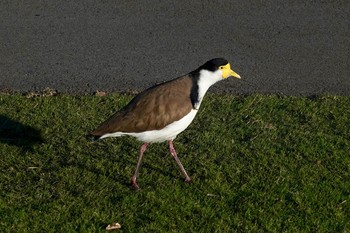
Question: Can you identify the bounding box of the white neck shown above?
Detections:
[194,69,222,109]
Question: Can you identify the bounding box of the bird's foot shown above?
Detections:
[184,177,192,184]
[131,176,140,190]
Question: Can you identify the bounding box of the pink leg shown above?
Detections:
[131,143,149,189]
[168,140,191,183]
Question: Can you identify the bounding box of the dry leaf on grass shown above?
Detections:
[106,223,121,231]
[25,88,58,98]
[95,91,107,96]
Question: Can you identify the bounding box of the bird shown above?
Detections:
[90,58,241,189]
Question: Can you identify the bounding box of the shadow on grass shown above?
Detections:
[0,115,43,151]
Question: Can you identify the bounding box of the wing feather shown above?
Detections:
[91,75,193,136]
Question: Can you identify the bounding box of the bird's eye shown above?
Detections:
[220,67,223,69]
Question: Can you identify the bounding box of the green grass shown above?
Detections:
[0,93,349,232]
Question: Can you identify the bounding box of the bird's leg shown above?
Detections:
[131,142,149,189]
[168,140,191,183]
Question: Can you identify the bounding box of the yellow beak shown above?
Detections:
[229,69,241,79]
[222,63,241,79]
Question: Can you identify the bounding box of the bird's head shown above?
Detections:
[201,58,241,80]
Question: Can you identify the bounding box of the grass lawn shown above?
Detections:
[0,93,349,232]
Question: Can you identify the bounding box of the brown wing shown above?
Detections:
[91,75,194,136]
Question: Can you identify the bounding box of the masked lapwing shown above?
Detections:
[90,58,241,189]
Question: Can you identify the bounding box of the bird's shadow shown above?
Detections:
[0,115,44,152]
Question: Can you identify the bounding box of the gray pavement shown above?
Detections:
[1,1,349,95]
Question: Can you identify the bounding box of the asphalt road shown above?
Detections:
[1,1,349,95]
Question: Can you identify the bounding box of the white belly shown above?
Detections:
[100,109,198,143]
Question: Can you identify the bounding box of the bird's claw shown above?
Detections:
[184,178,192,183]
[131,176,140,190]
